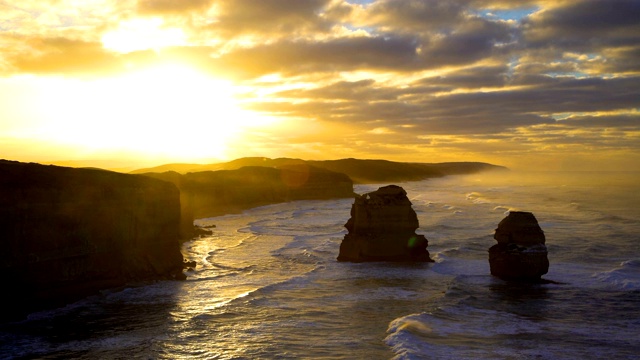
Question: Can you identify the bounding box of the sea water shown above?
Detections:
[1,171,639,359]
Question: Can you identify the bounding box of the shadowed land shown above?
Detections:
[0,160,185,321]
[129,157,508,184]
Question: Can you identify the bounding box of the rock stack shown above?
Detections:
[489,211,549,281]
[337,185,433,262]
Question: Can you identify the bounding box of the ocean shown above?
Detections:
[1,171,639,359]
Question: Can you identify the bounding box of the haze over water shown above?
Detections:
[1,171,639,359]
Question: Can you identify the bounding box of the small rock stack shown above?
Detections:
[489,211,549,281]
[337,185,433,262]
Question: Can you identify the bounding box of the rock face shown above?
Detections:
[489,211,549,281]
[337,185,433,262]
[143,164,354,221]
[0,160,185,321]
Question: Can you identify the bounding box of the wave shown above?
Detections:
[208,262,256,272]
[592,259,640,291]
[184,273,246,282]
[385,305,550,360]
[493,205,517,214]
[465,192,493,205]
[386,282,640,359]
[232,269,325,307]
[272,248,323,266]
[245,219,344,238]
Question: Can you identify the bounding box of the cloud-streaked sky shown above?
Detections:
[1,0,639,170]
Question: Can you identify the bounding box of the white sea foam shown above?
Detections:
[592,259,640,290]
[385,306,550,359]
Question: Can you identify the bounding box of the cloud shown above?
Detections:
[204,0,334,38]
[278,79,397,100]
[251,67,639,139]
[597,46,640,75]
[1,0,639,169]
[418,18,515,68]
[207,16,516,78]
[558,114,640,128]
[137,0,214,15]
[524,0,640,45]
[415,65,509,89]
[210,35,423,78]
[361,0,467,33]
[520,0,640,76]
[5,36,125,76]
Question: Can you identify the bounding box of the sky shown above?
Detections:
[1,0,639,171]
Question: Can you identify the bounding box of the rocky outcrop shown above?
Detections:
[489,211,549,281]
[142,164,354,220]
[0,160,185,321]
[337,185,433,262]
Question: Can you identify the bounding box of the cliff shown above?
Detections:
[142,163,354,220]
[0,160,185,321]
[130,157,508,184]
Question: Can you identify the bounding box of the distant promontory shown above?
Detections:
[134,158,506,232]
[131,157,508,184]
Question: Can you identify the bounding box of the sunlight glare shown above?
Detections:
[21,63,279,161]
[102,18,187,53]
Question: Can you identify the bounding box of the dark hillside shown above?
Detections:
[130,157,507,184]
[426,162,508,175]
[0,160,185,321]
[142,164,354,219]
[308,158,444,184]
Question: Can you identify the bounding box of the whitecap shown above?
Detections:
[386,306,549,359]
[592,259,640,290]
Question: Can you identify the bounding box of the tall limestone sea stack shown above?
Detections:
[337,185,433,262]
[489,211,549,281]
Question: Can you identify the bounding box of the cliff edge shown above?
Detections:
[0,160,185,321]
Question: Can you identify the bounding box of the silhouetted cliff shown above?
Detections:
[309,159,442,183]
[131,157,508,184]
[0,160,185,321]
[142,164,354,220]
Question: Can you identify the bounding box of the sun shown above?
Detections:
[101,18,187,53]
[22,63,277,162]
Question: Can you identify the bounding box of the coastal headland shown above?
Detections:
[0,160,185,321]
[1,157,505,320]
